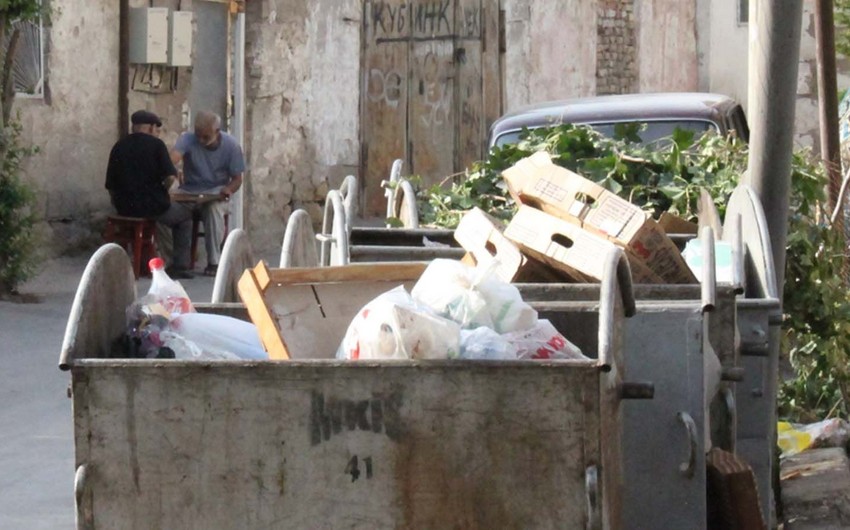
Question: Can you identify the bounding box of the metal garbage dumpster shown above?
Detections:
[722,185,783,523]
[518,229,733,530]
[60,243,643,530]
[221,218,744,529]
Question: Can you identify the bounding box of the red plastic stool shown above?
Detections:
[104,215,157,279]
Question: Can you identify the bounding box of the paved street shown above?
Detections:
[0,253,218,529]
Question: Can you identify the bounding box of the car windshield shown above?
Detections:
[493,119,717,147]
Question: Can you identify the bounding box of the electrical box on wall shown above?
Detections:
[128,7,168,64]
[169,11,193,67]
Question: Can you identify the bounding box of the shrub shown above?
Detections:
[0,118,39,295]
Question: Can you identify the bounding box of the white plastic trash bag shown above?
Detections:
[459,327,518,360]
[337,286,461,360]
[503,320,586,360]
[168,313,268,360]
[411,259,537,333]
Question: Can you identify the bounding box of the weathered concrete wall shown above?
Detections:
[16,1,120,256]
[244,0,360,254]
[705,0,748,109]
[502,0,597,111]
[795,2,850,152]
[636,0,698,92]
[703,0,841,153]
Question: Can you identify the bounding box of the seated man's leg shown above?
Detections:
[154,222,173,265]
[156,203,193,270]
[201,199,229,268]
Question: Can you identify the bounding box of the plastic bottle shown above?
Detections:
[147,257,195,315]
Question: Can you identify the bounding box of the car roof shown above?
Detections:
[489,92,739,139]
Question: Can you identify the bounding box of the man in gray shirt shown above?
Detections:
[171,111,245,276]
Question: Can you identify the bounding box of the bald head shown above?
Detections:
[194,111,221,147]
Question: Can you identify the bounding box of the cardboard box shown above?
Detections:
[659,212,698,235]
[453,207,569,283]
[504,205,663,283]
[503,152,696,284]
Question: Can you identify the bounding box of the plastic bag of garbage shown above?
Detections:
[168,313,268,360]
[411,258,537,333]
[124,299,174,358]
[124,258,197,358]
[337,286,461,360]
[459,327,517,360]
[502,320,586,360]
[778,418,850,457]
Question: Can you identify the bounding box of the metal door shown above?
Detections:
[360,0,502,216]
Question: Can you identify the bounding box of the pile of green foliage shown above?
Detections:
[412,124,847,422]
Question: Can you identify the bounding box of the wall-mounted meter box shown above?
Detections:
[128,7,168,64]
[168,11,193,67]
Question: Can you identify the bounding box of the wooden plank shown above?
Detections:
[409,3,456,186]
[264,280,419,359]
[237,267,290,359]
[481,0,502,133]
[361,0,410,216]
[265,262,427,285]
[455,0,486,170]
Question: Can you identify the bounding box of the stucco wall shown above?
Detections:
[16,1,120,256]
[244,0,360,254]
[705,0,749,109]
[502,0,597,111]
[636,0,698,92]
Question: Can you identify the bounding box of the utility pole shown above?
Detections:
[815,0,843,234]
[746,1,803,526]
[746,1,803,294]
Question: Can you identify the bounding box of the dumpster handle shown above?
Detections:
[700,227,716,312]
[676,412,698,479]
[318,190,349,266]
[728,212,745,294]
[75,464,93,530]
[598,247,635,371]
[585,465,601,530]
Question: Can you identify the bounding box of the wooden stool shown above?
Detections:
[104,215,157,279]
[190,212,230,270]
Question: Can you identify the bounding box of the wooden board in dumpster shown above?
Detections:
[453,206,569,283]
[505,204,663,283]
[62,244,630,529]
[238,261,428,360]
[503,151,696,284]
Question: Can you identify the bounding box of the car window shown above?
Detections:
[493,119,718,148]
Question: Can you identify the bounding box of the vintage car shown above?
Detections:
[487,92,749,148]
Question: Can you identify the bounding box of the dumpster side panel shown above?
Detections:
[74,363,605,530]
[621,307,707,528]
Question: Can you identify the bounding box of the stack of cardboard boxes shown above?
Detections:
[454,152,696,284]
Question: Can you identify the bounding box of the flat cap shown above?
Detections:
[131,109,162,127]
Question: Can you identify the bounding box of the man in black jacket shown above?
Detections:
[105,110,194,279]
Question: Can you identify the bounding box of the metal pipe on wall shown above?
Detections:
[118,0,130,137]
[232,10,246,231]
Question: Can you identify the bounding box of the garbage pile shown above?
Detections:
[337,259,586,361]
[123,258,267,360]
[455,151,698,284]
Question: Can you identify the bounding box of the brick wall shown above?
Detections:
[597,0,637,95]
